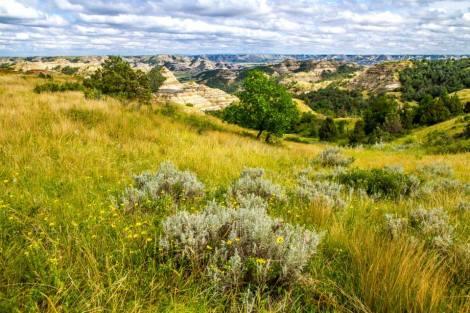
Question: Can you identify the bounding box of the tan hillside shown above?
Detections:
[347,61,412,93]
[155,67,238,111]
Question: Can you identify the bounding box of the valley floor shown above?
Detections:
[0,72,469,312]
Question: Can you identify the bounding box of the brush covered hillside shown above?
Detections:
[0,68,470,312]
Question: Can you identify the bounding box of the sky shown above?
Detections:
[0,0,469,56]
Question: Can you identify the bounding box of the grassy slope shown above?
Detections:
[453,88,470,103]
[396,117,467,142]
[0,72,469,312]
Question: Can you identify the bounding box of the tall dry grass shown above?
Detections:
[0,72,469,312]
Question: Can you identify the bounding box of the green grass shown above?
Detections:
[0,72,469,312]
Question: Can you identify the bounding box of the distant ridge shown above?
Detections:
[1,54,469,66]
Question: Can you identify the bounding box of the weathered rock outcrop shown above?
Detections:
[155,68,238,111]
[347,61,412,93]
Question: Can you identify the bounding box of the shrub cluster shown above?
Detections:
[228,168,285,202]
[119,161,204,212]
[337,166,421,199]
[83,56,158,104]
[61,66,79,75]
[385,208,454,251]
[296,175,346,210]
[314,147,354,167]
[417,162,454,178]
[160,200,321,292]
[33,82,83,93]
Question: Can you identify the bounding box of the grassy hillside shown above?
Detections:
[0,72,469,312]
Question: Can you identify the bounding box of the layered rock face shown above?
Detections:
[155,67,238,111]
[348,61,412,93]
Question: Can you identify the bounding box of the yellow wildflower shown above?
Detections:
[256,258,267,265]
[226,240,233,246]
[276,236,284,244]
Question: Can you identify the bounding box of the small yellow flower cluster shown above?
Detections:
[256,258,267,265]
[276,236,284,244]
[123,220,153,244]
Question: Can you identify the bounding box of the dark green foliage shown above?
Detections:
[61,66,79,75]
[301,86,366,117]
[363,95,399,134]
[34,82,83,93]
[382,112,403,134]
[337,167,420,199]
[38,72,52,79]
[399,105,416,129]
[415,95,450,125]
[0,63,13,69]
[148,66,166,92]
[319,117,337,141]
[349,120,366,145]
[400,59,470,102]
[83,56,151,104]
[321,64,359,80]
[464,102,470,114]
[222,70,299,142]
[442,94,463,115]
[462,123,470,139]
[291,112,320,137]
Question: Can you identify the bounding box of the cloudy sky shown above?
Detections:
[0,0,469,56]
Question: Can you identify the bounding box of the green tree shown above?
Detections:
[84,56,151,104]
[417,95,450,125]
[319,117,337,141]
[223,70,299,142]
[363,95,398,134]
[349,120,366,144]
[148,66,166,92]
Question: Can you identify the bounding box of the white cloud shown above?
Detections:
[0,0,41,19]
[0,0,469,55]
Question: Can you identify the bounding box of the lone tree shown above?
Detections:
[223,70,299,142]
[319,117,338,141]
[84,56,151,104]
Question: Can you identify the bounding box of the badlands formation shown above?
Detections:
[155,67,238,111]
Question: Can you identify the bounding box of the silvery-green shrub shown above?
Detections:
[409,208,454,250]
[384,208,455,251]
[120,161,204,211]
[384,213,408,239]
[417,163,454,178]
[228,168,285,202]
[296,175,346,210]
[160,200,321,292]
[314,148,354,167]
